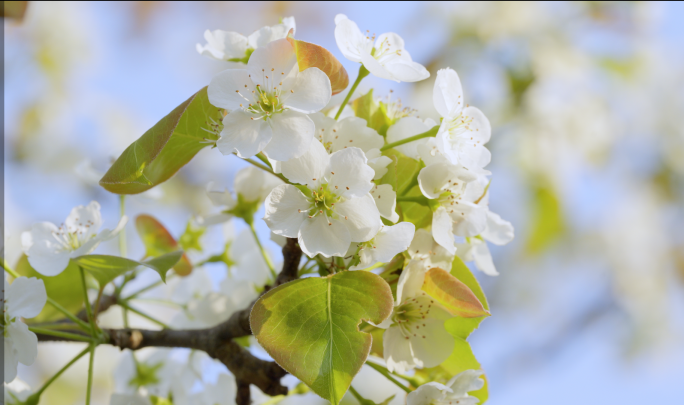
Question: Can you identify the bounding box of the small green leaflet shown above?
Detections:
[250,271,394,404]
[100,87,222,194]
[73,251,182,286]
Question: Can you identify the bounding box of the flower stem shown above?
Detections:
[249,222,277,280]
[117,300,170,329]
[348,385,370,404]
[28,327,93,343]
[400,170,420,196]
[119,195,127,258]
[364,361,411,393]
[79,266,96,335]
[124,279,165,300]
[396,195,431,206]
[335,65,369,120]
[26,346,90,401]
[242,156,289,183]
[380,125,440,151]
[85,344,95,405]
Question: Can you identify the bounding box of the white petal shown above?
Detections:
[309,112,337,147]
[330,117,383,153]
[417,137,448,166]
[452,202,488,237]
[360,52,396,81]
[207,69,255,111]
[368,153,392,180]
[6,277,47,319]
[335,194,381,242]
[197,213,232,227]
[447,369,485,398]
[384,59,430,82]
[408,228,434,259]
[386,117,431,159]
[418,163,451,199]
[282,67,331,114]
[370,183,399,223]
[247,38,297,88]
[282,16,296,35]
[383,326,420,374]
[432,206,456,255]
[298,216,351,258]
[461,106,491,144]
[407,382,451,405]
[372,222,415,263]
[482,211,514,245]
[217,110,273,158]
[395,259,426,304]
[206,182,237,208]
[409,318,455,369]
[471,239,498,276]
[263,184,309,238]
[4,337,19,383]
[280,140,329,189]
[263,110,315,161]
[27,238,72,277]
[98,215,129,242]
[65,201,102,239]
[434,68,464,117]
[234,166,283,202]
[7,321,38,366]
[334,15,368,63]
[326,147,375,198]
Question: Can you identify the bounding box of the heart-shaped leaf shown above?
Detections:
[100,87,221,194]
[135,215,193,276]
[73,251,182,286]
[422,268,489,318]
[250,271,393,404]
[287,30,349,95]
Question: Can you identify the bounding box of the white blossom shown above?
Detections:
[21,201,128,276]
[3,276,47,383]
[407,369,485,405]
[208,38,332,161]
[4,378,32,405]
[380,260,455,373]
[370,183,399,223]
[433,68,492,170]
[334,14,429,83]
[197,17,296,63]
[408,228,455,270]
[264,141,381,258]
[350,222,415,270]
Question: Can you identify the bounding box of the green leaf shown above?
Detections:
[351,90,392,136]
[287,31,349,95]
[250,271,394,404]
[74,251,182,286]
[447,256,490,338]
[15,255,84,322]
[422,268,489,318]
[100,87,221,195]
[378,152,432,228]
[135,215,193,276]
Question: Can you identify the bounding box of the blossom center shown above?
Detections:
[236,68,290,120]
[392,294,433,340]
[305,184,342,220]
[446,112,479,147]
[51,223,96,252]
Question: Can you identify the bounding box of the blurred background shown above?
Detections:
[3,1,684,404]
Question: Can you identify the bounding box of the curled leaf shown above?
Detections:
[135,215,193,276]
[287,29,349,95]
[422,268,489,318]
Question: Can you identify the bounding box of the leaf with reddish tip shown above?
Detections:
[135,215,193,276]
[287,30,349,95]
[422,268,489,318]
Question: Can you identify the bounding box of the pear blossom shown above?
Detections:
[433,68,492,170]
[110,393,152,405]
[417,163,488,254]
[171,280,258,329]
[197,17,296,63]
[3,276,47,383]
[208,38,332,161]
[407,369,485,405]
[386,117,438,160]
[370,183,399,223]
[264,141,381,257]
[200,166,282,226]
[21,201,128,276]
[4,378,32,405]
[350,222,415,270]
[334,14,429,83]
[379,260,455,373]
[185,374,237,405]
[408,229,454,270]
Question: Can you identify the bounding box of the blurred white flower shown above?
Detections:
[4,378,32,405]
[3,276,47,383]
[110,393,152,405]
[350,222,415,270]
[264,142,381,257]
[200,166,282,226]
[417,163,487,253]
[334,14,429,83]
[433,68,492,170]
[406,369,484,405]
[185,373,237,405]
[197,17,296,63]
[208,38,331,161]
[380,261,455,373]
[21,201,127,276]
[386,117,438,160]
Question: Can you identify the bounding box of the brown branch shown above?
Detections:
[37,238,303,405]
